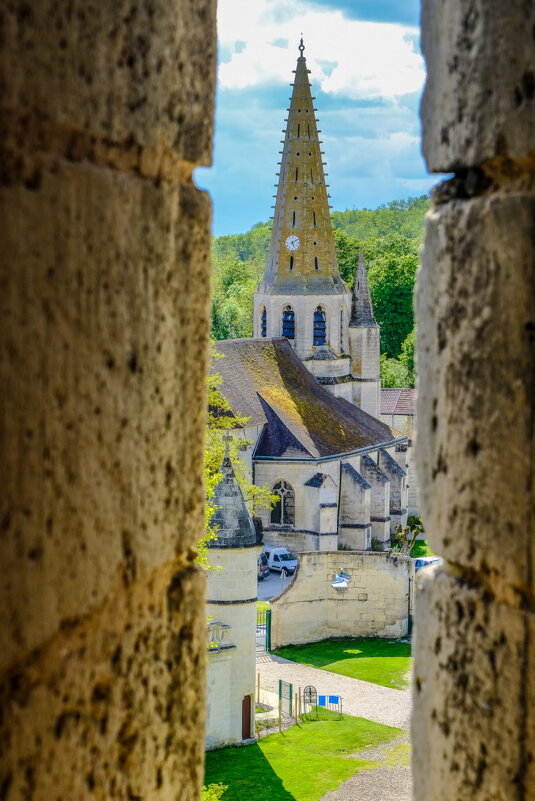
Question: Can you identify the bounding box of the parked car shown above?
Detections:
[257,553,270,581]
[262,547,298,576]
[413,556,443,572]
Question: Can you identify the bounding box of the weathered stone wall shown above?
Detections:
[414,2,535,800]
[270,551,412,648]
[0,2,216,799]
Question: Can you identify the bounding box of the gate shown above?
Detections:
[278,679,293,716]
[256,608,271,652]
[302,685,342,720]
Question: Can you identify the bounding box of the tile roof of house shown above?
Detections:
[213,338,404,459]
[380,388,416,416]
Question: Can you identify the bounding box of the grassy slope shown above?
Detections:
[205,716,401,801]
[273,638,411,690]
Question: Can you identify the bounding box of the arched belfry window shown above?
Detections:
[313,307,327,346]
[271,480,295,525]
[282,306,295,339]
[261,307,267,338]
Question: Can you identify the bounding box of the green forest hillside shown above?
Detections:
[211,195,429,387]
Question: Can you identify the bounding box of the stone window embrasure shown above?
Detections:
[261,307,267,337]
[282,306,295,339]
[271,480,295,525]
[313,306,327,345]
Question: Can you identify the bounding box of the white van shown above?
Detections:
[262,547,298,576]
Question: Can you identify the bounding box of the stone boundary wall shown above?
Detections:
[270,551,413,648]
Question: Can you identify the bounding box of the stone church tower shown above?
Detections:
[253,40,380,417]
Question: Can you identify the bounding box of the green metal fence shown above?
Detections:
[256,608,271,652]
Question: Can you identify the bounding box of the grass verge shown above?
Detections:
[272,638,411,689]
[257,600,270,612]
[205,715,401,801]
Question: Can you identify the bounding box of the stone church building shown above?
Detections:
[215,41,410,550]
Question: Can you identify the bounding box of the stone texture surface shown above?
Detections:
[416,194,535,596]
[416,2,535,799]
[0,0,215,164]
[413,568,535,801]
[0,1,215,799]
[421,0,535,171]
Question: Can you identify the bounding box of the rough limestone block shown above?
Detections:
[413,568,535,801]
[0,562,206,801]
[416,194,535,594]
[0,162,211,671]
[0,0,216,163]
[421,0,535,170]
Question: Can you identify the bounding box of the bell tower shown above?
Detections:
[253,39,381,415]
[254,39,351,365]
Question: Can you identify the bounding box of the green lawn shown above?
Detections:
[257,600,270,612]
[205,715,401,801]
[410,539,434,558]
[273,638,411,690]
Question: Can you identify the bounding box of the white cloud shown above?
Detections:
[217,0,424,99]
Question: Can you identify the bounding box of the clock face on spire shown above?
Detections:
[285,235,300,251]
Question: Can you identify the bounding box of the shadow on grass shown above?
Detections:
[205,741,296,801]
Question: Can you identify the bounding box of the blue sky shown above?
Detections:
[195,0,434,236]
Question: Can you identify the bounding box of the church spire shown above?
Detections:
[350,250,377,327]
[258,39,346,294]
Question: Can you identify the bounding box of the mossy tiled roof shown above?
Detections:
[214,338,404,459]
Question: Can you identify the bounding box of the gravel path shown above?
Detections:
[321,737,412,801]
[256,653,412,730]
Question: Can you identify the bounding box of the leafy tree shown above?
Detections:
[366,235,418,358]
[380,354,412,388]
[333,229,361,285]
[399,328,415,385]
[392,521,423,556]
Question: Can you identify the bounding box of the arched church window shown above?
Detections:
[314,256,319,270]
[297,123,300,137]
[313,211,316,226]
[282,306,295,339]
[289,256,294,271]
[271,480,295,525]
[261,307,267,338]
[313,307,327,346]
[340,309,344,351]
[292,211,296,227]
[295,167,298,181]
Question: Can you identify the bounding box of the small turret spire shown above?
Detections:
[209,438,257,549]
[350,250,377,327]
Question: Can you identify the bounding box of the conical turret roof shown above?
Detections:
[350,250,377,327]
[208,436,258,549]
[258,39,347,295]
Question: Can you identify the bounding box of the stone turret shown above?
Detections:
[205,436,260,749]
[348,251,381,418]
[253,39,352,372]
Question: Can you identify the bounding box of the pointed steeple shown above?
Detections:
[350,250,377,327]
[258,39,346,294]
[209,435,257,549]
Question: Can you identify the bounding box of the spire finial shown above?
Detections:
[298,35,305,56]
